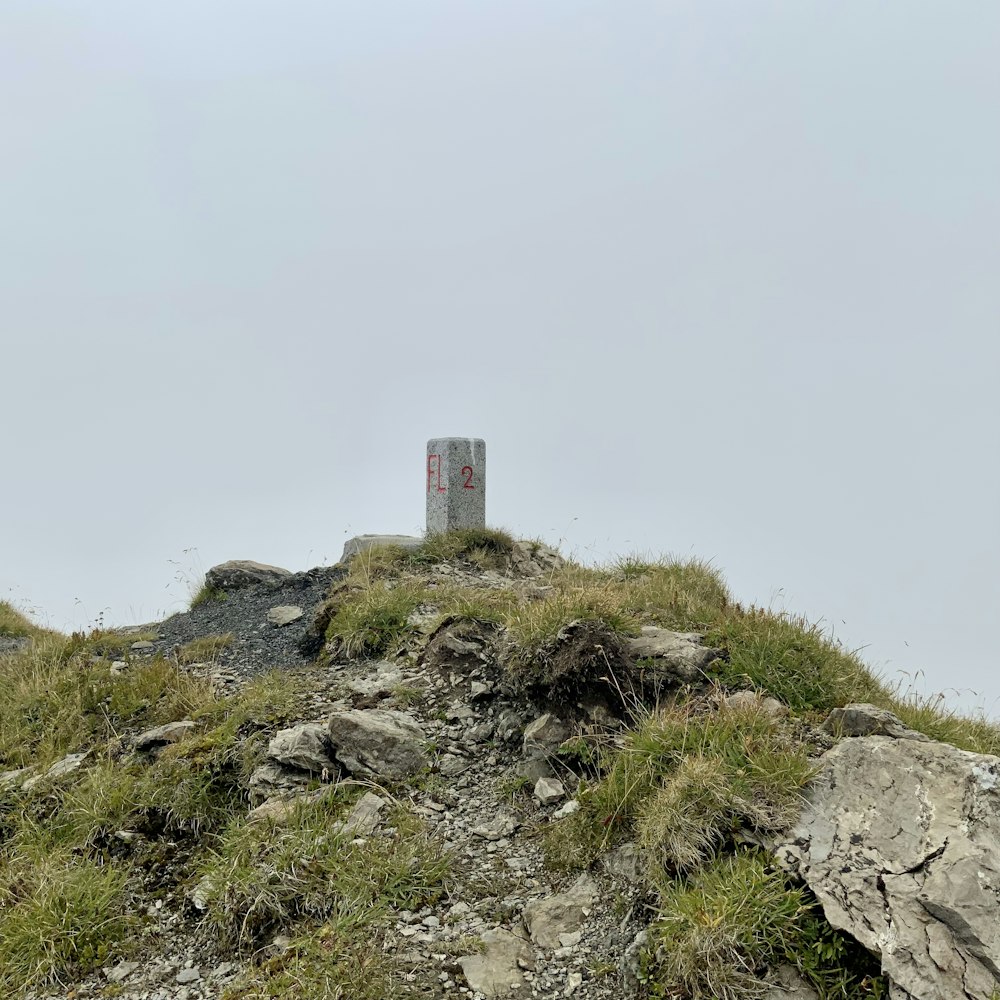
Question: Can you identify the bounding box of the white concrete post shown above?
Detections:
[426,438,486,534]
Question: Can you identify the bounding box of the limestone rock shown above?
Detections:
[327,709,427,779]
[822,703,930,741]
[134,720,196,751]
[523,874,599,949]
[267,723,337,774]
[726,690,788,718]
[267,605,303,627]
[339,535,423,563]
[777,736,1000,1000]
[602,841,644,883]
[332,791,386,837]
[0,767,34,789]
[627,627,721,682]
[509,540,564,578]
[248,762,311,803]
[458,927,533,997]
[204,560,292,591]
[764,965,820,999]
[523,713,570,757]
[534,776,566,805]
[22,751,88,792]
[346,661,404,698]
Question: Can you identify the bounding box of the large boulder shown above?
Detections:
[777,735,1000,1000]
[327,709,427,779]
[204,560,291,591]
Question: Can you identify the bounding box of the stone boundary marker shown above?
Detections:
[426,438,486,534]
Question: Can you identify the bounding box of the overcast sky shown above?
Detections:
[3,2,998,711]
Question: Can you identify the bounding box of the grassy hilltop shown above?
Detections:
[1,531,997,1000]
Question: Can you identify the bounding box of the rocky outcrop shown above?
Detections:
[777,735,1000,1000]
[327,709,427,779]
[626,626,722,683]
[204,560,292,592]
[822,703,930,741]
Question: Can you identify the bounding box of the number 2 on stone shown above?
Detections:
[462,466,475,489]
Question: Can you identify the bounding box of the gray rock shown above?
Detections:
[509,541,564,577]
[339,535,424,563]
[0,767,34,789]
[533,776,566,805]
[621,928,648,987]
[764,965,820,999]
[22,751,88,792]
[552,799,580,820]
[130,640,155,652]
[822,703,930,740]
[106,961,140,984]
[267,723,336,774]
[346,662,404,697]
[328,709,427,779]
[332,791,387,837]
[204,560,292,591]
[176,967,201,984]
[726,690,788,718]
[134,720,196,750]
[495,710,524,743]
[602,841,644,883]
[523,713,570,757]
[458,927,533,997]
[627,627,721,682]
[472,814,520,841]
[523,874,599,949]
[247,762,311,803]
[267,605,304,627]
[777,736,1000,1000]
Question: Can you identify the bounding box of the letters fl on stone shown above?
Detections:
[426,438,486,534]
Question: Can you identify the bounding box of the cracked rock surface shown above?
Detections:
[777,735,1000,1000]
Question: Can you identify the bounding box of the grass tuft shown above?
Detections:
[177,633,234,665]
[325,582,429,658]
[0,850,136,992]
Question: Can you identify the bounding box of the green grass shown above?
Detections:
[325,581,430,658]
[176,632,234,665]
[543,698,814,873]
[410,527,516,569]
[221,923,397,1000]
[197,791,450,947]
[0,601,47,639]
[0,639,219,770]
[0,848,136,992]
[645,852,886,999]
[190,582,227,608]
[705,607,884,715]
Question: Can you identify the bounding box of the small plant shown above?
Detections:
[190,583,226,609]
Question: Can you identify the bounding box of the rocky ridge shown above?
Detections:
[5,538,1000,1000]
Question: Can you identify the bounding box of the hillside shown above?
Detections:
[2,530,998,1000]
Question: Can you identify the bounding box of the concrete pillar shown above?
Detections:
[426,438,486,534]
